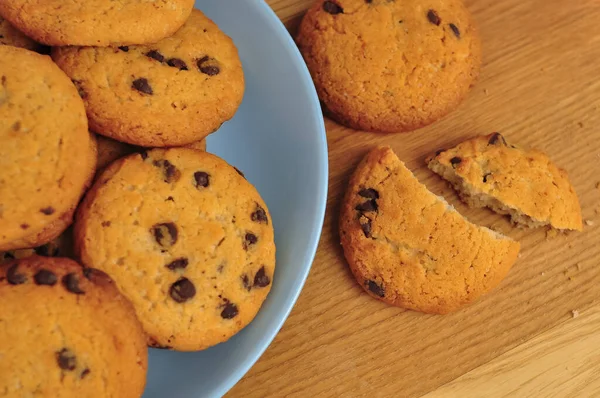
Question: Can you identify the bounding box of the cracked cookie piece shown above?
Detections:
[297,0,481,133]
[0,0,193,46]
[0,256,147,397]
[0,15,41,50]
[74,148,275,350]
[0,46,96,251]
[426,133,583,230]
[340,146,520,314]
[52,9,244,147]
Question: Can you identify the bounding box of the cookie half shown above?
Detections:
[426,133,583,230]
[340,146,520,314]
[74,148,275,351]
[0,0,194,46]
[0,46,96,251]
[52,9,244,147]
[297,0,481,133]
[0,256,147,397]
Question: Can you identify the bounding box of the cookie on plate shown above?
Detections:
[340,146,520,314]
[0,15,41,51]
[297,0,481,133]
[0,256,147,397]
[96,134,207,171]
[74,148,275,351]
[0,0,194,47]
[52,9,244,147]
[426,133,583,230]
[0,46,96,251]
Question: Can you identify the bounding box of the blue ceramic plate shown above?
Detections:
[143,1,327,397]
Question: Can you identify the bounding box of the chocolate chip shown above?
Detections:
[40,207,55,215]
[71,80,87,99]
[358,188,379,199]
[244,233,258,250]
[132,78,153,95]
[165,258,188,271]
[427,9,441,25]
[34,269,57,286]
[153,159,181,183]
[20,224,29,230]
[488,132,507,146]
[166,196,175,202]
[83,267,110,282]
[118,46,129,52]
[145,50,165,63]
[56,348,76,371]
[80,368,91,379]
[323,1,343,14]
[366,280,385,297]
[199,64,220,76]
[169,277,196,303]
[221,302,238,319]
[355,200,378,212]
[483,173,492,183]
[62,273,85,294]
[167,58,188,71]
[450,157,462,167]
[152,223,178,248]
[242,274,252,291]
[449,23,460,38]
[101,221,111,227]
[360,218,372,238]
[253,266,270,288]
[234,167,245,178]
[251,205,268,224]
[6,263,26,285]
[193,171,210,188]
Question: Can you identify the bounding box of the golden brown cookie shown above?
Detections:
[0,0,194,46]
[0,256,147,397]
[0,15,41,50]
[0,46,96,251]
[426,133,583,230]
[297,0,481,133]
[74,148,275,351]
[340,146,520,314]
[52,9,244,147]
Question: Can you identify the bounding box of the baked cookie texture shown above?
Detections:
[74,148,275,351]
[0,15,41,51]
[297,0,481,133]
[0,0,194,46]
[0,256,147,397]
[426,133,583,230]
[0,46,96,251]
[52,9,245,147]
[340,146,520,314]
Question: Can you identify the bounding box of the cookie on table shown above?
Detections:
[297,0,481,133]
[340,146,520,314]
[0,15,41,51]
[0,256,147,397]
[0,46,96,251]
[74,148,275,351]
[52,9,244,147]
[96,134,207,171]
[0,0,193,46]
[426,133,583,230]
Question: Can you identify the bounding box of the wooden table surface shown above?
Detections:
[228,0,600,396]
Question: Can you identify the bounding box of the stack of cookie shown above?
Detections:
[0,2,275,396]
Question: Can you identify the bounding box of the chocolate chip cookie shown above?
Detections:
[426,133,583,230]
[0,256,147,397]
[0,46,97,251]
[52,9,245,147]
[0,15,41,50]
[0,0,193,46]
[74,148,275,351]
[340,146,520,314]
[297,0,481,133]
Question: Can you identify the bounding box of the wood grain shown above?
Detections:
[228,0,600,396]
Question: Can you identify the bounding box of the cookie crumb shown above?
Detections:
[585,219,594,226]
[571,309,579,319]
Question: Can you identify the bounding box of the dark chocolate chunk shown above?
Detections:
[488,132,507,146]
[220,302,238,319]
[366,280,385,297]
[56,348,77,371]
[40,207,55,215]
[167,58,188,71]
[358,188,379,199]
[244,232,258,250]
[323,1,343,14]
[6,263,26,285]
[151,223,178,248]
[253,266,270,288]
[427,9,441,26]
[169,278,196,303]
[118,46,129,52]
[483,173,492,183]
[132,78,153,95]
[101,221,111,227]
[360,218,372,238]
[199,64,220,76]
[145,50,165,63]
[153,159,181,183]
[449,23,460,38]
[34,269,57,286]
[62,273,85,294]
[450,157,462,166]
[193,171,210,188]
[355,200,378,212]
[251,205,268,224]
[165,258,189,271]
[20,224,29,230]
